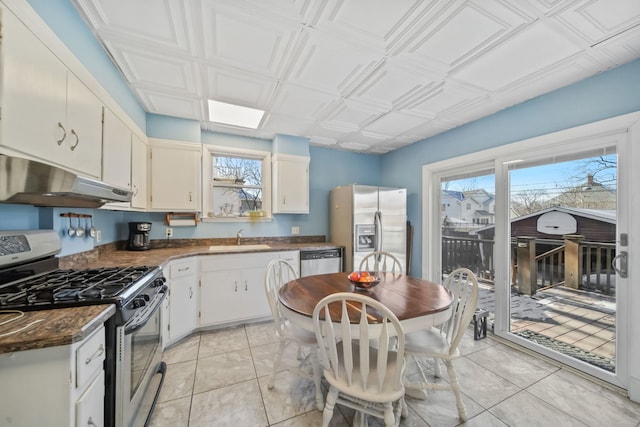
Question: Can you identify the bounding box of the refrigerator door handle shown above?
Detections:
[374,211,382,252]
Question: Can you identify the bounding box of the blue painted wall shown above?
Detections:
[147,114,202,143]
[0,141,381,256]
[383,58,640,276]
[4,0,639,270]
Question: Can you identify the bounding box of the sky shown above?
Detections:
[443,154,617,199]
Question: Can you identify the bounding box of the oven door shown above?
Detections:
[116,291,166,427]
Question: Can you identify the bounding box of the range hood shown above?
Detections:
[0,154,132,208]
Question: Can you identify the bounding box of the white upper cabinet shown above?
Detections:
[149,138,201,211]
[102,107,132,190]
[130,134,148,210]
[272,154,309,214]
[1,7,102,178]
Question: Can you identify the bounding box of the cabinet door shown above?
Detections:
[1,7,67,165]
[102,108,132,190]
[273,155,309,213]
[150,142,200,211]
[199,270,242,326]
[241,266,271,319]
[76,371,104,427]
[131,134,148,209]
[65,73,103,178]
[169,274,197,340]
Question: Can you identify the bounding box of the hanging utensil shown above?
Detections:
[88,216,96,238]
[76,215,85,237]
[67,215,76,237]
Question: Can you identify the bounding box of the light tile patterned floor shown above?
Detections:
[148,322,640,427]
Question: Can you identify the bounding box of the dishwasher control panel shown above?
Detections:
[300,248,343,277]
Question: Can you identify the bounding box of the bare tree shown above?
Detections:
[214,156,262,212]
[511,189,549,217]
[566,155,617,188]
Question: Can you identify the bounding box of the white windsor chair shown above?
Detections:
[313,292,407,427]
[359,251,403,274]
[264,258,323,411]
[403,267,479,422]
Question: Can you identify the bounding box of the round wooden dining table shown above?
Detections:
[278,271,453,334]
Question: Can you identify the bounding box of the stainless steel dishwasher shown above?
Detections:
[300,248,343,277]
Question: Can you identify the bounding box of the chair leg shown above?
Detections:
[444,360,467,422]
[433,357,441,377]
[399,396,408,419]
[322,387,339,427]
[382,401,395,427]
[267,340,286,389]
[310,349,324,411]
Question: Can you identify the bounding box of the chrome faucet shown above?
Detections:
[236,229,243,245]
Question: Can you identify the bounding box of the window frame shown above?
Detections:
[201,145,272,222]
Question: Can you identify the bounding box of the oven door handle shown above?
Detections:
[124,288,166,335]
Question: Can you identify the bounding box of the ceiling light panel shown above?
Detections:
[208,100,265,129]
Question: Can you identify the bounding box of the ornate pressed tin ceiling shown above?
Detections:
[72,0,640,153]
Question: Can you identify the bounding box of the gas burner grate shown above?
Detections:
[0,265,158,308]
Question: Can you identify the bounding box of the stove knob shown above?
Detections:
[132,297,147,308]
[153,277,167,287]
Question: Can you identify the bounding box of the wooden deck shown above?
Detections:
[476,283,616,369]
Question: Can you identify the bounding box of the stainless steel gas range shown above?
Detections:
[0,229,167,427]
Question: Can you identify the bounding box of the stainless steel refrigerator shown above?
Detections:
[330,184,407,273]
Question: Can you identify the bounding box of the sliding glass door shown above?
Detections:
[423,121,631,389]
[505,150,618,374]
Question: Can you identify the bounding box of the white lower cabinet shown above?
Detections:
[199,251,299,327]
[0,326,105,426]
[164,258,198,347]
[76,371,105,427]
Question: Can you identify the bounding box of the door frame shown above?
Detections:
[422,112,640,397]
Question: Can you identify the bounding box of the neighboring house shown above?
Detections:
[547,175,616,210]
[442,189,495,233]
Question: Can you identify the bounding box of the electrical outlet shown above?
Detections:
[96,230,102,243]
[291,226,300,235]
[166,227,173,238]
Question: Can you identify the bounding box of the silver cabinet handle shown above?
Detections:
[234,281,238,292]
[189,287,193,298]
[70,129,79,151]
[189,192,192,202]
[177,266,190,272]
[87,416,97,427]
[57,122,66,145]
[244,280,248,291]
[85,344,104,365]
[133,185,139,196]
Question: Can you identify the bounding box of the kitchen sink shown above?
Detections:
[208,244,272,252]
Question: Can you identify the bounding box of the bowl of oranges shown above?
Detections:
[347,271,381,290]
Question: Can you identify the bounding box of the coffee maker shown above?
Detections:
[127,222,151,251]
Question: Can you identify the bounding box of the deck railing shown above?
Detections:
[535,245,565,288]
[441,235,616,296]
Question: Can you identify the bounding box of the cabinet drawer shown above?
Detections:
[76,327,105,388]
[76,371,104,427]
[169,259,197,279]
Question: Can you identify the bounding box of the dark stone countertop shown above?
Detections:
[60,237,343,269]
[0,304,115,354]
[1,237,341,353]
